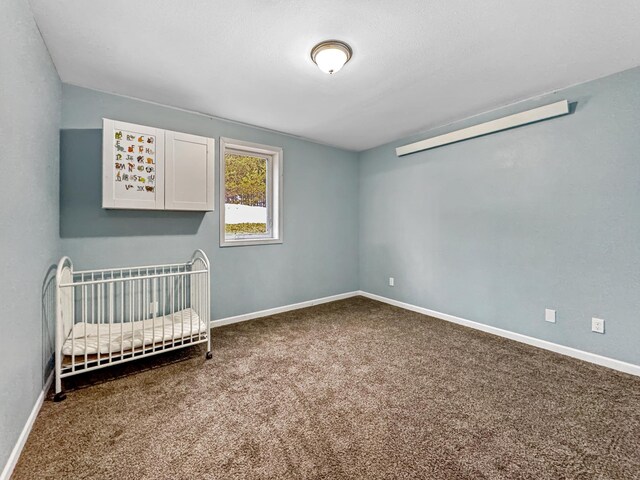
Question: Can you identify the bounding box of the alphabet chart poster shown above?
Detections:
[112,129,156,200]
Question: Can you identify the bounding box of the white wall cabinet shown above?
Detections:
[102,118,214,211]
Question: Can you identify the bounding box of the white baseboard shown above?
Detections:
[210,291,360,328]
[1,372,53,480]
[358,291,640,377]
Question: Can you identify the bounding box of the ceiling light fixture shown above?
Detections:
[310,40,352,75]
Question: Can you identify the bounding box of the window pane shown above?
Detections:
[224,153,268,238]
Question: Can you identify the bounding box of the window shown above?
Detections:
[220,137,283,246]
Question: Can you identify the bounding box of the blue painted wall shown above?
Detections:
[60,85,360,320]
[359,67,640,366]
[0,0,61,470]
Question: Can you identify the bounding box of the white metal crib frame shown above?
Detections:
[54,250,211,401]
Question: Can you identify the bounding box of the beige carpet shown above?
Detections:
[12,297,640,479]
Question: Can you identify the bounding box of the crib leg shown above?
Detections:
[54,375,66,402]
[54,375,66,401]
[205,328,212,359]
[54,354,66,401]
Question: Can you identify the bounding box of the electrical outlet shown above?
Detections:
[545,309,556,323]
[150,301,159,314]
[592,317,605,334]
[389,277,395,287]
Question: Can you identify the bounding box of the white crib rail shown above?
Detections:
[54,250,211,401]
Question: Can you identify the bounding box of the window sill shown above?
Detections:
[220,237,283,247]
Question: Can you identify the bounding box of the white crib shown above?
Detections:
[54,250,211,401]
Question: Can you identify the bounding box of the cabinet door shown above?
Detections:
[165,130,215,211]
[102,118,165,209]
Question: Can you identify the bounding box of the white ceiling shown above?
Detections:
[30,0,640,151]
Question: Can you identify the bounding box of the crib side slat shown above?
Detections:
[109,280,113,364]
[171,267,175,349]
[131,276,135,357]
[120,271,124,358]
[83,283,88,368]
[162,269,167,351]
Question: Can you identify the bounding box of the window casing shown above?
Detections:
[219,137,283,247]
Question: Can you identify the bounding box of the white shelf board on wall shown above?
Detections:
[396,100,570,156]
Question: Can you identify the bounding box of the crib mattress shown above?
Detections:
[62,308,206,356]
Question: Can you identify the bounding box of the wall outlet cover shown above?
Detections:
[545,309,556,323]
[592,317,605,334]
[389,277,395,287]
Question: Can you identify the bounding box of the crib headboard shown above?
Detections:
[190,249,210,325]
[56,257,75,344]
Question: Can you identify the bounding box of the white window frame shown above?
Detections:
[219,137,283,247]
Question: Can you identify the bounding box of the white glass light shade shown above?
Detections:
[311,41,352,74]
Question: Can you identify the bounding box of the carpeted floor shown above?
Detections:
[12,297,640,479]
